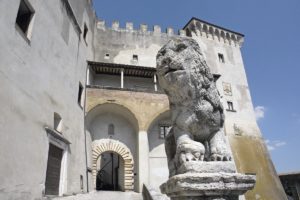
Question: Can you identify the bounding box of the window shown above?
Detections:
[54,113,63,133]
[15,0,35,40]
[218,53,225,63]
[78,83,84,108]
[80,175,84,192]
[226,101,235,112]
[108,124,114,135]
[83,23,88,44]
[104,53,110,59]
[159,125,171,139]
[132,55,138,62]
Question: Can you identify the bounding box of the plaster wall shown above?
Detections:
[0,0,95,199]
[94,25,178,67]
[148,112,171,191]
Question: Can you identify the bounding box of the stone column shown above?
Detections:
[153,74,157,92]
[137,130,149,192]
[120,68,124,88]
[86,66,91,85]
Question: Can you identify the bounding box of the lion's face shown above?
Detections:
[156,38,205,98]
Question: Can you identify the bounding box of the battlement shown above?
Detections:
[184,17,245,47]
[96,19,243,47]
[96,20,186,37]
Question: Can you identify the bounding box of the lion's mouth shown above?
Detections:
[164,68,178,75]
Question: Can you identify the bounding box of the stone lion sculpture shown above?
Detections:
[156,38,232,177]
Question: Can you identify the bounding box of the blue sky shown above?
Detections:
[93,0,300,173]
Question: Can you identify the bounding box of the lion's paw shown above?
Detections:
[210,147,232,161]
[176,141,205,165]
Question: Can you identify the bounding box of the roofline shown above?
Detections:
[183,17,245,37]
[278,171,300,176]
[87,60,221,80]
[87,61,156,71]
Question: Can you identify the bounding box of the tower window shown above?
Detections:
[218,53,225,63]
[108,124,114,135]
[83,23,88,43]
[159,125,171,139]
[54,113,63,133]
[15,0,35,40]
[104,53,110,59]
[226,101,236,112]
[80,175,84,192]
[78,83,84,108]
[132,55,138,62]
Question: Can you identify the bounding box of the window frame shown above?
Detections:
[159,124,171,139]
[15,0,35,42]
[132,54,138,62]
[77,82,84,109]
[226,101,236,112]
[218,53,225,63]
[83,23,88,45]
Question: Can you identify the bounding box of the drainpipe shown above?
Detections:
[84,64,89,192]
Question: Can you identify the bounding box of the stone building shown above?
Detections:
[279,172,300,200]
[0,0,287,200]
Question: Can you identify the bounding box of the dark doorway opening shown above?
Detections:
[45,144,63,195]
[96,152,122,191]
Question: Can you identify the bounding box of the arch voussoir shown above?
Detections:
[91,139,134,191]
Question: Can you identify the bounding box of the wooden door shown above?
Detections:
[45,144,63,195]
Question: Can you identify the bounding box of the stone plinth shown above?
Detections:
[177,161,236,174]
[160,173,256,200]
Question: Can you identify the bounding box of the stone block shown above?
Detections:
[160,173,256,200]
[177,161,236,174]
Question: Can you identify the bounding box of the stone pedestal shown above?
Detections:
[160,172,256,200]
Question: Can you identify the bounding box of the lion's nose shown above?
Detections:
[185,152,195,161]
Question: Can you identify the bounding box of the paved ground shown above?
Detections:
[52,191,143,200]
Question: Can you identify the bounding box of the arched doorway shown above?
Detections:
[96,151,123,191]
[92,139,134,191]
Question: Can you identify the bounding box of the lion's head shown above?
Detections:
[156,38,214,103]
[156,38,224,137]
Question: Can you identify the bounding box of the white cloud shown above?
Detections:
[264,139,286,151]
[274,141,286,147]
[254,106,265,121]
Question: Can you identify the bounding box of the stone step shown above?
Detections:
[52,191,143,200]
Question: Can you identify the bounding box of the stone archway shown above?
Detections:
[92,139,134,191]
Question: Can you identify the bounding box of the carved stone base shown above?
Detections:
[177,161,236,174]
[160,173,256,200]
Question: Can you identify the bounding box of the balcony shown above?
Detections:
[87,61,163,93]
